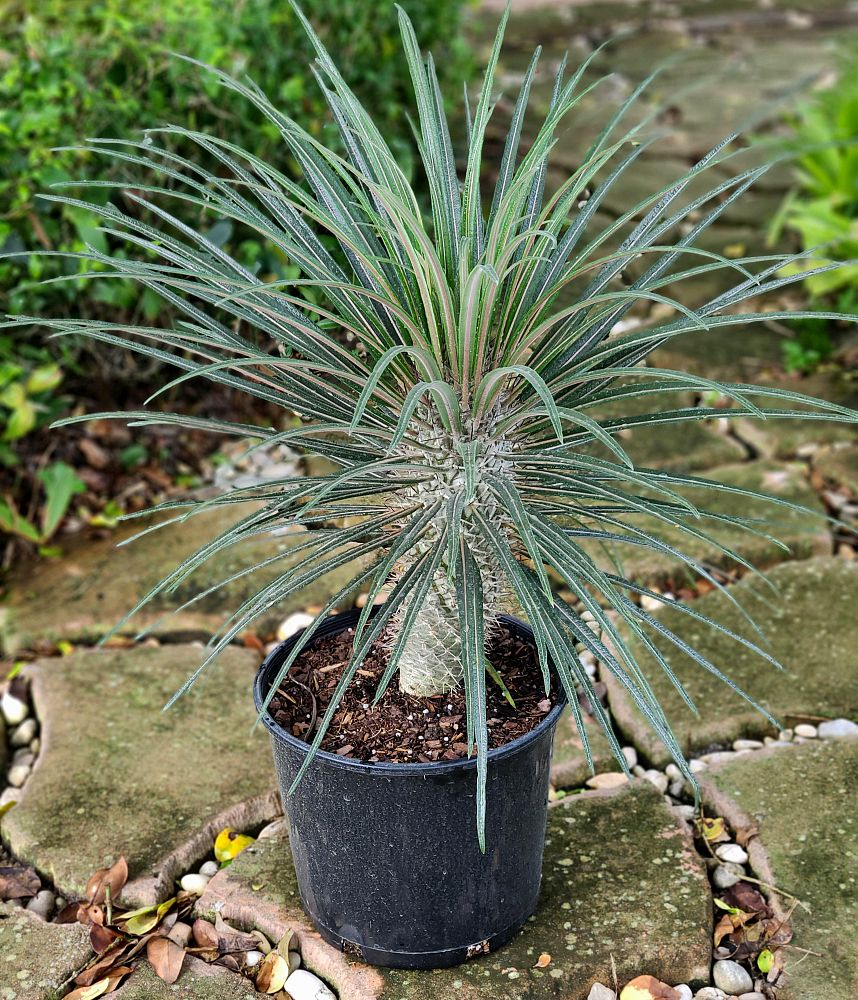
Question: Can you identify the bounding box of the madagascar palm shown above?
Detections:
[13,4,856,845]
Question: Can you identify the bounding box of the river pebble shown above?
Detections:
[179,873,211,894]
[585,772,629,790]
[25,890,54,920]
[283,969,336,1000]
[7,764,30,787]
[693,989,726,1000]
[715,843,749,865]
[621,746,637,769]
[713,959,753,994]
[587,985,616,1000]
[674,986,692,1000]
[738,993,766,1000]
[10,719,37,747]
[818,718,858,739]
[1,692,28,726]
[199,860,219,877]
[245,950,264,967]
[643,769,669,794]
[689,758,708,773]
[277,612,315,641]
[732,739,763,751]
[168,921,193,947]
[794,723,818,738]
[699,751,737,766]
[712,863,745,889]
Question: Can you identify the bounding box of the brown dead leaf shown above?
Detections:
[56,901,84,924]
[147,936,185,984]
[86,857,128,906]
[192,918,219,950]
[90,924,122,954]
[0,866,40,900]
[65,979,113,1000]
[534,952,551,968]
[75,944,133,987]
[735,823,760,849]
[725,882,772,917]
[215,953,243,972]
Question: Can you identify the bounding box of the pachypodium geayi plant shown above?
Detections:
[14,6,857,844]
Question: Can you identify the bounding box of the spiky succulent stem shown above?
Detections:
[391,408,513,696]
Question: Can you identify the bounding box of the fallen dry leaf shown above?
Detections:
[534,952,551,968]
[65,979,113,1000]
[86,857,128,906]
[0,865,40,900]
[147,936,185,984]
[256,951,290,993]
[214,827,255,863]
[620,974,681,1000]
[192,918,220,950]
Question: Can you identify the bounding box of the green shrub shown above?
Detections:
[771,52,858,298]
[0,0,469,319]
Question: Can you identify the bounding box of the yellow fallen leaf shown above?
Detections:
[534,952,551,968]
[214,827,255,863]
[256,951,290,993]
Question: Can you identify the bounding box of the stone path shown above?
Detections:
[1,0,857,998]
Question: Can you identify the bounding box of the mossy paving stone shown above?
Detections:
[110,956,258,999]
[1,645,280,908]
[581,460,829,590]
[813,443,858,499]
[0,501,366,655]
[648,325,786,383]
[550,707,617,788]
[733,371,858,460]
[603,557,858,767]
[699,739,858,1000]
[0,901,91,1000]
[196,782,711,999]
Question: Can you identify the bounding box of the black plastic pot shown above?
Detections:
[254,610,564,969]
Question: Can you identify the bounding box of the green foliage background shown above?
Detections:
[0,0,469,321]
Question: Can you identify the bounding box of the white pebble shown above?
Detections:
[199,860,219,877]
[639,593,663,612]
[712,863,744,889]
[689,758,708,773]
[732,739,764,751]
[818,718,858,740]
[632,764,646,778]
[585,772,629,790]
[643,769,669,794]
[1,692,28,726]
[699,751,737,766]
[668,779,685,798]
[778,729,794,741]
[277,612,314,641]
[0,787,17,807]
[766,739,794,749]
[621,746,638,768]
[283,969,336,1000]
[738,993,766,1000]
[587,985,616,1000]
[673,804,696,821]
[713,959,753,994]
[245,949,264,968]
[25,889,54,920]
[674,986,693,1000]
[7,764,29,788]
[10,719,37,747]
[716,843,749,865]
[665,763,681,780]
[179,873,211,894]
[168,921,193,947]
[29,738,40,755]
[794,723,817,738]
[12,749,34,766]
[693,989,726,1000]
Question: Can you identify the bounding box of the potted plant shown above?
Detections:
[18,2,856,971]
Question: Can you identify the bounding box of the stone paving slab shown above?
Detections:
[0,501,365,654]
[649,326,786,383]
[550,708,617,788]
[0,901,91,1000]
[604,557,858,766]
[111,956,258,999]
[582,460,829,589]
[3,644,280,907]
[197,782,711,999]
[813,443,858,498]
[581,390,746,473]
[700,738,858,1000]
[734,372,858,460]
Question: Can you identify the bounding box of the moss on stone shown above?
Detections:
[2,645,279,904]
[604,558,858,765]
[0,902,91,1000]
[702,740,858,1000]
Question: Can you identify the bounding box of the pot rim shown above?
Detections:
[253,609,567,778]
